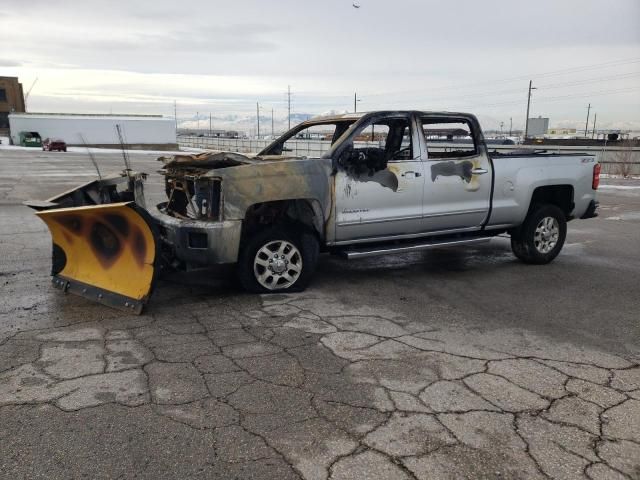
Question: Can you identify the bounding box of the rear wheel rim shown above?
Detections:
[253,240,302,290]
[534,216,559,254]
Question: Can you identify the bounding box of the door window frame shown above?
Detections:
[330,112,422,167]
[417,114,482,162]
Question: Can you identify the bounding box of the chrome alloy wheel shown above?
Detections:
[534,216,559,254]
[253,240,303,290]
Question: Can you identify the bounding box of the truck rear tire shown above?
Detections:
[510,204,567,264]
[237,225,319,293]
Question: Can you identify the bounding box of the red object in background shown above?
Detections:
[592,163,601,190]
[42,138,67,152]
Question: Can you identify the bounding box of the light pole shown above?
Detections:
[524,81,537,140]
[256,102,260,139]
[174,100,178,131]
[354,92,362,112]
[584,103,591,138]
[287,85,292,130]
[509,117,513,137]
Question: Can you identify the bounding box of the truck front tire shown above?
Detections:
[511,204,567,264]
[238,225,319,293]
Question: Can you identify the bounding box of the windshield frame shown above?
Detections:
[257,118,357,157]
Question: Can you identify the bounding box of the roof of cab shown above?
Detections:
[299,110,474,125]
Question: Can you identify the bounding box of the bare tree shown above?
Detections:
[614,140,638,178]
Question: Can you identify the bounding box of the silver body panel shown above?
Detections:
[489,154,597,226]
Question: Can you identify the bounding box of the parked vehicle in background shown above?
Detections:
[42,138,67,152]
[19,131,42,148]
[27,110,600,313]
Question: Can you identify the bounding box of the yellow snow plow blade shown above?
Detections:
[36,202,157,314]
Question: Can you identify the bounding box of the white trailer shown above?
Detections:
[8,113,176,149]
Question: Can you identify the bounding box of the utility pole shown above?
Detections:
[500,122,504,136]
[174,100,178,131]
[584,103,591,138]
[509,117,513,136]
[592,113,597,139]
[256,102,260,138]
[209,113,212,136]
[354,92,362,113]
[271,108,274,137]
[287,85,292,130]
[524,80,536,140]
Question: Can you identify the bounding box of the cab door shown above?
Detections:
[417,115,492,233]
[334,114,425,242]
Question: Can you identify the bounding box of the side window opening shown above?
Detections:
[282,124,337,155]
[336,117,413,176]
[260,120,356,156]
[421,118,478,159]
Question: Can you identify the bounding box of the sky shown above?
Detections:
[1,0,639,133]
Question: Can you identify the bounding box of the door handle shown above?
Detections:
[471,168,488,175]
[401,171,422,178]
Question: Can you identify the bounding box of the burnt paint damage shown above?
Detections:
[335,151,400,193]
[158,151,253,169]
[208,158,333,223]
[52,209,149,271]
[157,150,333,224]
[329,111,417,193]
[351,169,399,193]
[154,150,333,265]
[431,160,474,183]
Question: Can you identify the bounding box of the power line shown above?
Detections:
[370,71,640,106]
[361,58,640,98]
[453,86,640,110]
[536,71,640,89]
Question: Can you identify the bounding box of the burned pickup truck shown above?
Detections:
[28,111,600,313]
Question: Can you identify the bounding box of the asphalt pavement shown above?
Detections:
[1,147,639,480]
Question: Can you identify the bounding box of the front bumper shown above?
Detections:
[152,208,242,267]
[580,200,599,219]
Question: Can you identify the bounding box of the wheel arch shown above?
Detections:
[528,185,574,218]
[241,198,326,242]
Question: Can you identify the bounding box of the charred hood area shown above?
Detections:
[157,151,253,221]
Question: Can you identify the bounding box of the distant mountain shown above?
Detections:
[178,111,319,133]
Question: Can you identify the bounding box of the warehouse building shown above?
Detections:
[8,112,177,150]
[0,76,25,136]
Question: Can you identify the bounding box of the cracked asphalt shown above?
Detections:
[1,148,639,480]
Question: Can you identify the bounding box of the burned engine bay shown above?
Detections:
[157,151,254,221]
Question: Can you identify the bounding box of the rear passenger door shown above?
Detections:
[418,115,492,233]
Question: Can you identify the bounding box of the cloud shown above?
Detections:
[0,59,21,67]
[3,0,638,129]
[0,19,282,75]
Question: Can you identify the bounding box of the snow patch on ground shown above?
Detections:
[0,141,205,156]
[601,174,640,180]
[599,185,640,190]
